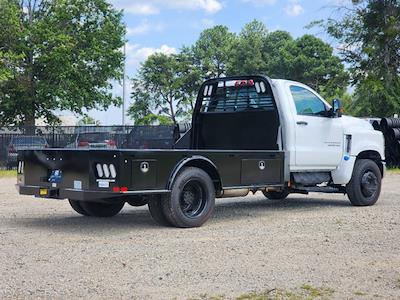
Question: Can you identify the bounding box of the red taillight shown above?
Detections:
[235,80,255,87]
[8,145,16,153]
[113,186,128,193]
[78,141,89,147]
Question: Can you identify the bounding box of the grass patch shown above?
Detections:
[300,284,335,299]
[395,278,400,289]
[190,285,335,300]
[334,218,344,226]
[387,167,400,174]
[0,169,17,178]
[353,291,367,296]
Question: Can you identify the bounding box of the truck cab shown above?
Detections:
[271,79,384,185]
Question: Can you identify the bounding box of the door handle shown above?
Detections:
[296,121,308,126]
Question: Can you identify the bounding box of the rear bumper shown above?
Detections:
[17,184,170,202]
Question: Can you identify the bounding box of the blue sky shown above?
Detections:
[85,0,349,125]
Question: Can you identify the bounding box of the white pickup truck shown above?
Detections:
[17,75,385,228]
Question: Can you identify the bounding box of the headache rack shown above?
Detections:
[200,79,275,113]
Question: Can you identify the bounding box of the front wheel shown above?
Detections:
[346,159,382,206]
[80,201,125,217]
[161,167,215,228]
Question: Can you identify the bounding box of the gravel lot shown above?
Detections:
[0,174,400,299]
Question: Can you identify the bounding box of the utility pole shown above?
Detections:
[122,43,126,126]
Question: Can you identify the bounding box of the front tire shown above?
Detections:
[162,167,215,228]
[68,199,90,216]
[80,201,125,217]
[347,159,382,206]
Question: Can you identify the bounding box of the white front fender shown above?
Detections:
[331,130,384,185]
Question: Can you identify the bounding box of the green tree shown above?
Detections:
[228,20,269,75]
[77,115,101,126]
[323,0,400,116]
[0,0,125,126]
[127,79,173,125]
[263,30,294,79]
[227,21,348,98]
[128,53,194,125]
[281,35,349,98]
[191,25,235,78]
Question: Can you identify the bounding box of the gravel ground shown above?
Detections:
[0,174,400,300]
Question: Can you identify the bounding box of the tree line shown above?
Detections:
[128,21,349,125]
[1,0,399,126]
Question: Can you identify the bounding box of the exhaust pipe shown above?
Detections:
[217,189,249,198]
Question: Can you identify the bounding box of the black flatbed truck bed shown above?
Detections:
[17,75,287,227]
[18,148,285,201]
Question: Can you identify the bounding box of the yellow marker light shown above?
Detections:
[39,188,48,196]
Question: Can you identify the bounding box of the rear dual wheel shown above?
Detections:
[69,199,124,217]
[148,167,215,228]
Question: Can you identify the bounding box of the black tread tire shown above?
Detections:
[127,196,148,207]
[148,196,172,226]
[347,159,382,206]
[262,190,289,200]
[68,199,90,216]
[80,201,124,217]
[162,167,215,228]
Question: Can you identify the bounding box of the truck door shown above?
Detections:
[289,85,343,169]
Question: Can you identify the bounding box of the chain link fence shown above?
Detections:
[0,125,190,169]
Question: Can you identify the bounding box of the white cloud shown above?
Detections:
[241,0,276,6]
[126,44,177,69]
[285,0,304,16]
[110,2,160,15]
[126,20,165,36]
[109,0,223,14]
[167,0,223,13]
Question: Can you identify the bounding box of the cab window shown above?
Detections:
[290,85,327,116]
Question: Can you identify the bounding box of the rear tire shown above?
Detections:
[148,195,172,226]
[127,196,148,207]
[347,159,382,206]
[68,199,90,216]
[262,190,289,200]
[162,167,215,228]
[80,201,124,217]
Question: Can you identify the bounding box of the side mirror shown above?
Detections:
[331,99,343,118]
